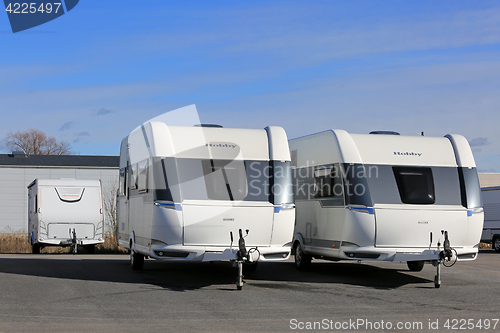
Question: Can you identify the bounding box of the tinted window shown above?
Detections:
[314,165,343,198]
[393,167,435,204]
[176,159,275,202]
[137,160,148,193]
[154,158,174,202]
[459,167,482,208]
[272,161,294,205]
[119,168,126,197]
[201,159,247,200]
[130,164,138,190]
[342,163,373,207]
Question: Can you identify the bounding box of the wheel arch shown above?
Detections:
[291,233,305,254]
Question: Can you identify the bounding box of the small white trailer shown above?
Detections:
[116,121,295,289]
[289,130,484,288]
[481,186,500,252]
[28,179,104,254]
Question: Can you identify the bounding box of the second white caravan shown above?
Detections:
[481,186,500,252]
[116,121,295,286]
[289,130,483,287]
[28,179,104,254]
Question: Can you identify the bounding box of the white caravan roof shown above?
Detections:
[290,130,476,168]
[28,179,101,188]
[125,122,286,165]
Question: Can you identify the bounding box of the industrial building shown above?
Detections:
[0,152,119,233]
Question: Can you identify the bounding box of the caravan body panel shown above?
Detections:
[117,122,295,263]
[290,130,483,263]
[27,179,104,248]
[481,187,500,248]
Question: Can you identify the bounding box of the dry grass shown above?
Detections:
[0,233,128,254]
[479,242,492,249]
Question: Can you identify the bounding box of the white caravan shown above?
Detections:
[481,186,500,252]
[289,130,483,287]
[28,179,104,254]
[116,122,295,283]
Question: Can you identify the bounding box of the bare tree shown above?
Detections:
[102,180,119,239]
[5,129,72,155]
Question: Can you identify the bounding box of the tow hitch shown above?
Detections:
[433,230,457,288]
[230,229,259,290]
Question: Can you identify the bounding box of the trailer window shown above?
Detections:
[130,164,138,190]
[176,159,275,202]
[393,167,435,204]
[342,164,373,206]
[137,160,148,193]
[366,165,461,205]
[202,159,247,200]
[119,168,126,196]
[459,167,482,208]
[271,161,294,205]
[314,165,343,198]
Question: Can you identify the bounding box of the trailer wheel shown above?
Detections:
[130,248,144,270]
[493,237,500,252]
[407,260,425,272]
[294,242,311,271]
[32,243,40,254]
[243,261,258,273]
[86,245,96,254]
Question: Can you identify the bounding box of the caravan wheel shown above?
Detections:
[294,242,311,271]
[32,244,40,254]
[243,261,258,273]
[493,237,500,252]
[86,245,96,254]
[407,261,425,272]
[130,248,144,270]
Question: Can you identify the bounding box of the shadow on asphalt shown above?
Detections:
[0,254,432,291]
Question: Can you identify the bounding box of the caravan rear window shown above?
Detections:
[393,167,435,204]
[177,159,271,202]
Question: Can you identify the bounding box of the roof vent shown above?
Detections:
[194,124,223,128]
[369,131,400,135]
[12,151,27,158]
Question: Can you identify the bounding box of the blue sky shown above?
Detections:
[1,1,500,172]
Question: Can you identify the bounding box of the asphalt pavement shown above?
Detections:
[0,250,499,332]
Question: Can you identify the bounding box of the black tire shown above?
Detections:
[407,260,425,272]
[86,244,96,254]
[130,248,144,270]
[493,237,500,252]
[32,243,40,254]
[243,261,258,273]
[294,242,311,271]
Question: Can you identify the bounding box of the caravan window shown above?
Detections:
[137,160,148,193]
[176,159,275,202]
[130,164,138,190]
[459,167,482,208]
[393,167,435,204]
[314,165,343,198]
[342,164,373,207]
[201,159,247,200]
[271,161,294,205]
[366,165,461,205]
[119,168,127,196]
